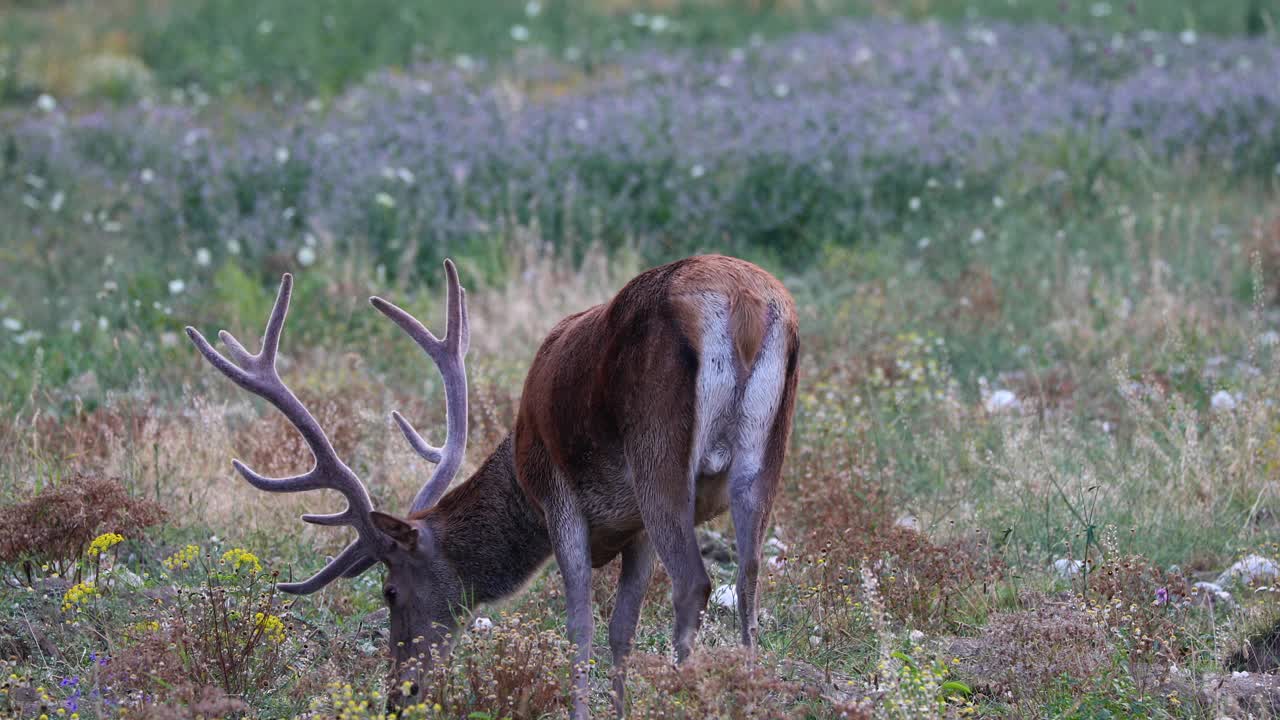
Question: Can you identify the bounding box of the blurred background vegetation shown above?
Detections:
[3,0,1275,102]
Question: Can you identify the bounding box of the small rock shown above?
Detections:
[1212,390,1239,412]
[1218,555,1280,587]
[1193,581,1233,608]
[984,389,1021,414]
[1052,558,1082,579]
[113,567,145,589]
[909,629,925,644]
[471,616,493,632]
[710,584,737,611]
[765,537,788,554]
[766,555,786,570]
[895,514,920,532]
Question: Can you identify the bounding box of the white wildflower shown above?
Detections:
[49,191,65,212]
[140,168,155,184]
[2,318,20,332]
[984,389,1020,414]
[690,164,705,179]
[510,25,530,42]
[524,1,541,17]
[297,246,317,267]
[1180,29,1197,45]
[36,94,57,112]
[375,192,396,208]
[168,279,186,295]
[275,147,290,164]
[909,196,921,212]
[1211,390,1237,412]
[195,247,212,267]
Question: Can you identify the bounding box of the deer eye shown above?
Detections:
[384,586,398,604]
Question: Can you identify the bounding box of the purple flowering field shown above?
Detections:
[5,3,1280,717]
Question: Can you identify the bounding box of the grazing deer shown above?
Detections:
[186,255,799,718]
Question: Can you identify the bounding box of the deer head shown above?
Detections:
[185,261,471,707]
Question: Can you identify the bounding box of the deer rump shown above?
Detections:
[515,255,798,569]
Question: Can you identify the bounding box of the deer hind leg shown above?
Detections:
[730,311,793,649]
[609,534,655,718]
[627,425,709,663]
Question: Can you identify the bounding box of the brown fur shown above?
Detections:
[261,255,797,717]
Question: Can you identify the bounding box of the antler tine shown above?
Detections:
[278,540,371,594]
[370,259,470,514]
[186,273,386,595]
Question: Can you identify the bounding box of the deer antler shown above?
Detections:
[370,259,470,514]
[185,274,386,594]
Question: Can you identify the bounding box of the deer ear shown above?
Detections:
[369,511,419,550]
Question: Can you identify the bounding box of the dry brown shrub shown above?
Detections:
[102,627,189,693]
[1247,214,1280,304]
[117,683,248,720]
[775,443,999,630]
[0,472,165,567]
[397,613,572,720]
[627,648,814,720]
[945,265,1003,326]
[949,596,1110,699]
[1088,553,1191,666]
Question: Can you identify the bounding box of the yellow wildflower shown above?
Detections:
[254,612,286,643]
[61,582,97,612]
[220,548,262,574]
[163,544,200,571]
[87,532,124,558]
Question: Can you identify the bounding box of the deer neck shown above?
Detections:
[430,434,553,604]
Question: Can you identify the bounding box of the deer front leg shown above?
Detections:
[609,535,655,718]
[549,503,595,720]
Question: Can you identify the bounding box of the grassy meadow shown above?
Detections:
[4,0,1280,717]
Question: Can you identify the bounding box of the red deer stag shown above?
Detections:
[186,255,799,718]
